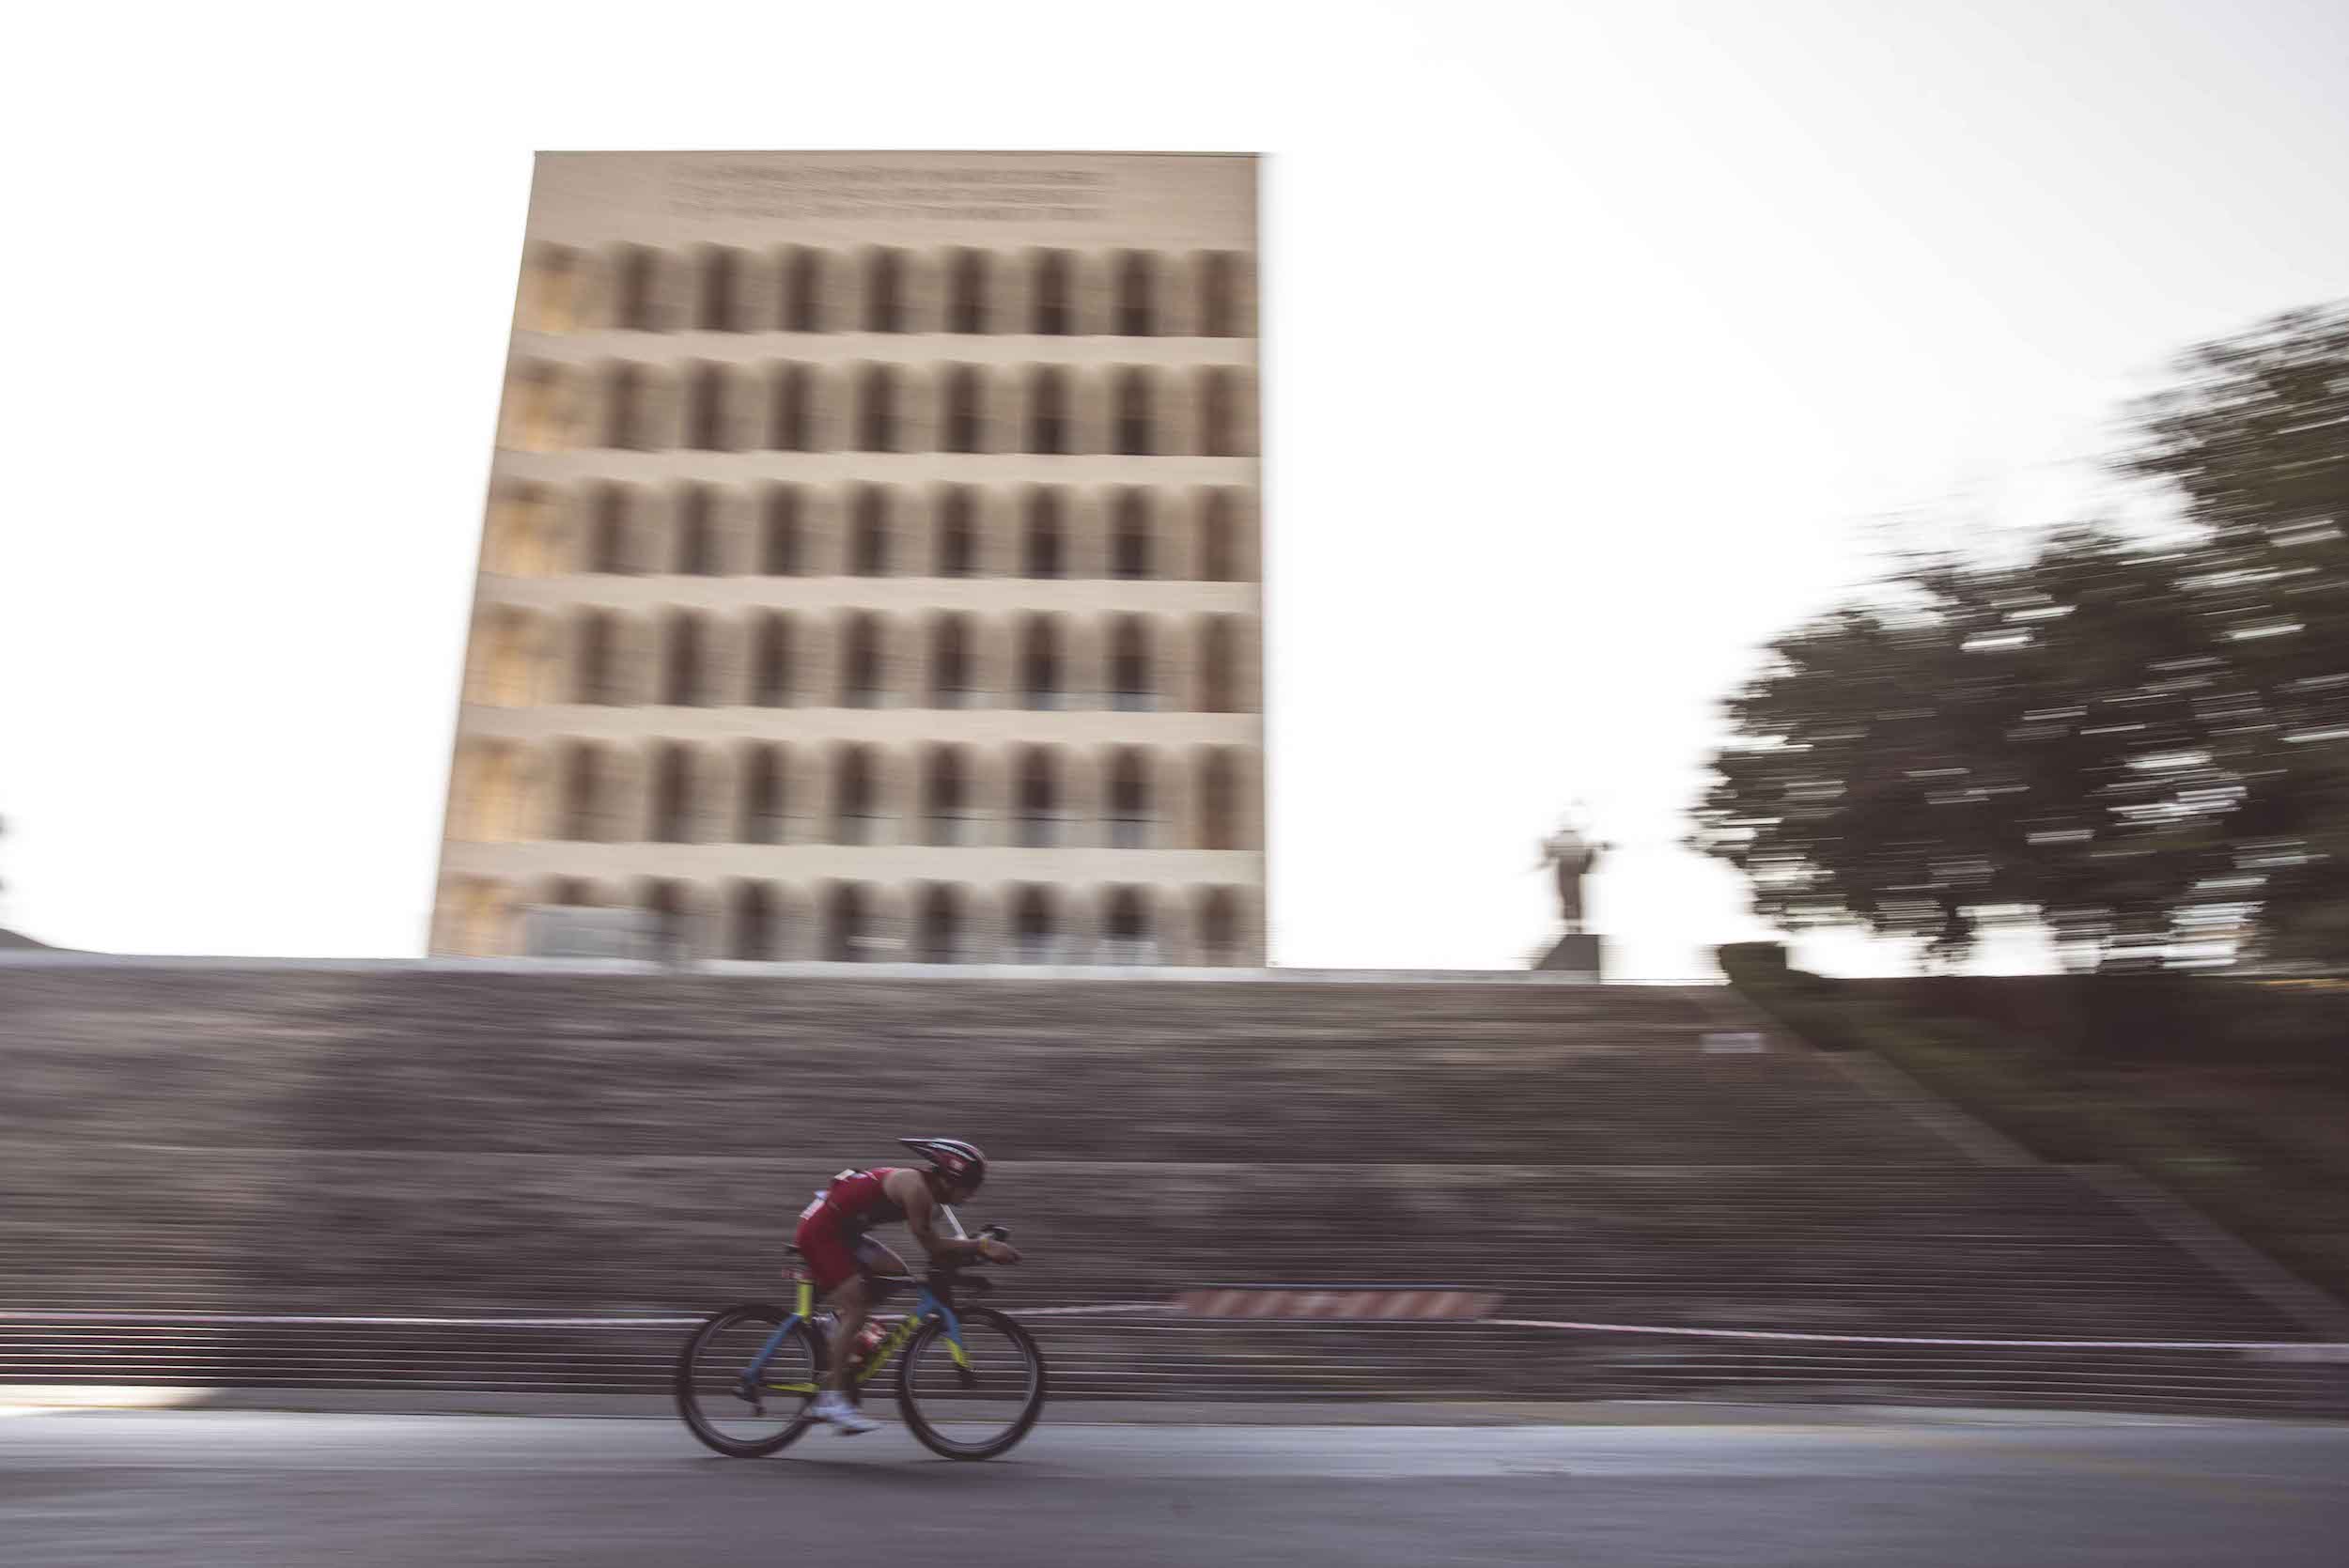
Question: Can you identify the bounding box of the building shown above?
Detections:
[429,151,1265,965]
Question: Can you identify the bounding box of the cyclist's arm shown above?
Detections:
[892,1171,997,1264]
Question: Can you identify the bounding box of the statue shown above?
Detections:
[1535,815,1607,935]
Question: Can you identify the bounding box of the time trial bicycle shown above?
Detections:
[674,1225,1047,1462]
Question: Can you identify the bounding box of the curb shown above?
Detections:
[3,1388,2320,1428]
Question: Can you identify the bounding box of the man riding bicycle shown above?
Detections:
[794,1137,1022,1435]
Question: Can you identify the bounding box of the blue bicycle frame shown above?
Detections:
[740,1275,970,1399]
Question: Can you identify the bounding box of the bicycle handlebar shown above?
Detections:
[924,1224,1013,1288]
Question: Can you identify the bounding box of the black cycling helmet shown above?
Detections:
[899,1137,987,1194]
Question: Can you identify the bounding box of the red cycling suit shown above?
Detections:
[793,1168,910,1294]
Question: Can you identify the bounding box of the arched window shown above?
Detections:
[589,484,633,573]
[783,248,823,332]
[1113,369,1152,456]
[1108,750,1151,848]
[1019,616,1061,710]
[560,744,605,840]
[1104,887,1150,964]
[943,366,982,453]
[1016,749,1059,847]
[1034,250,1072,335]
[769,364,811,451]
[1027,367,1067,455]
[729,881,773,960]
[842,613,885,708]
[937,488,977,578]
[1011,886,1053,964]
[523,246,580,334]
[1201,616,1237,713]
[1023,489,1065,580]
[663,613,703,706]
[1116,252,1155,337]
[487,486,554,577]
[849,487,890,576]
[1202,490,1239,582]
[644,879,691,961]
[822,884,868,961]
[485,485,533,576]
[449,877,507,948]
[753,613,793,707]
[684,363,727,451]
[948,249,987,334]
[867,248,905,333]
[575,612,620,705]
[1111,490,1151,580]
[824,882,870,962]
[674,485,716,575]
[1110,618,1153,711]
[925,748,971,846]
[742,744,786,843]
[700,248,741,332]
[605,364,646,450]
[447,876,505,947]
[651,744,694,844]
[761,486,801,575]
[1201,368,1239,458]
[915,885,963,964]
[1200,888,1241,965]
[1200,252,1238,338]
[930,615,973,708]
[1200,749,1240,850]
[857,365,897,453]
[473,612,540,707]
[833,748,879,845]
[616,245,661,331]
[508,364,568,452]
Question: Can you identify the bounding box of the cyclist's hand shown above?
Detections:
[978,1239,1023,1265]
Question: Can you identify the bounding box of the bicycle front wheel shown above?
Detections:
[894,1306,1047,1460]
[675,1303,825,1458]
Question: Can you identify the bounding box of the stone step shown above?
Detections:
[3,959,2334,1417]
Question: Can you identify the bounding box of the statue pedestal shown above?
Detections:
[1535,933,1603,980]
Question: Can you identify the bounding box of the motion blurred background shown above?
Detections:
[2,0,2345,1433]
[6,0,2346,979]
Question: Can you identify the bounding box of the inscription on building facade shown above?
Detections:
[671,163,1112,223]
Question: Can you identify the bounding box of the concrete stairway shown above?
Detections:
[2,959,2340,1415]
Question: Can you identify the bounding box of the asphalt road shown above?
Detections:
[5,1408,2346,1567]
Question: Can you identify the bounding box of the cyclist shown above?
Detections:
[794,1136,1022,1435]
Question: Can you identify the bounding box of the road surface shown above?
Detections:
[4,1408,2345,1566]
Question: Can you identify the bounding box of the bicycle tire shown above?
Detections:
[894,1306,1048,1461]
[675,1302,827,1458]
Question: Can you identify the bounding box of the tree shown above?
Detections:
[2120,306,2349,962]
[1694,305,2349,970]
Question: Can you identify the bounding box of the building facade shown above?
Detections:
[429,151,1265,965]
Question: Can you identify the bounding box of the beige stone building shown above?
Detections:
[430,151,1265,965]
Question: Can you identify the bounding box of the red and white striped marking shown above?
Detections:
[1176,1288,1500,1322]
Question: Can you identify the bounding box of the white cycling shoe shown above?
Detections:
[812,1391,879,1436]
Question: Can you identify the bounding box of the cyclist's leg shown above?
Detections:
[853,1236,909,1279]
[811,1275,883,1435]
[823,1239,906,1391]
[819,1275,871,1395]
[793,1213,867,1396]
[812,1238,914,1407]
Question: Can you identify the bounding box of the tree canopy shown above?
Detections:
[1693,306,2349,970]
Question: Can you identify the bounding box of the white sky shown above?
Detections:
[3,1,2344,976]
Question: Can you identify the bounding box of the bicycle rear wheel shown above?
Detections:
[675,1303,825,1458]
[894,1306,1047,1460]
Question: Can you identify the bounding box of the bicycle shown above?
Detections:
[674,1224,1048,1462]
